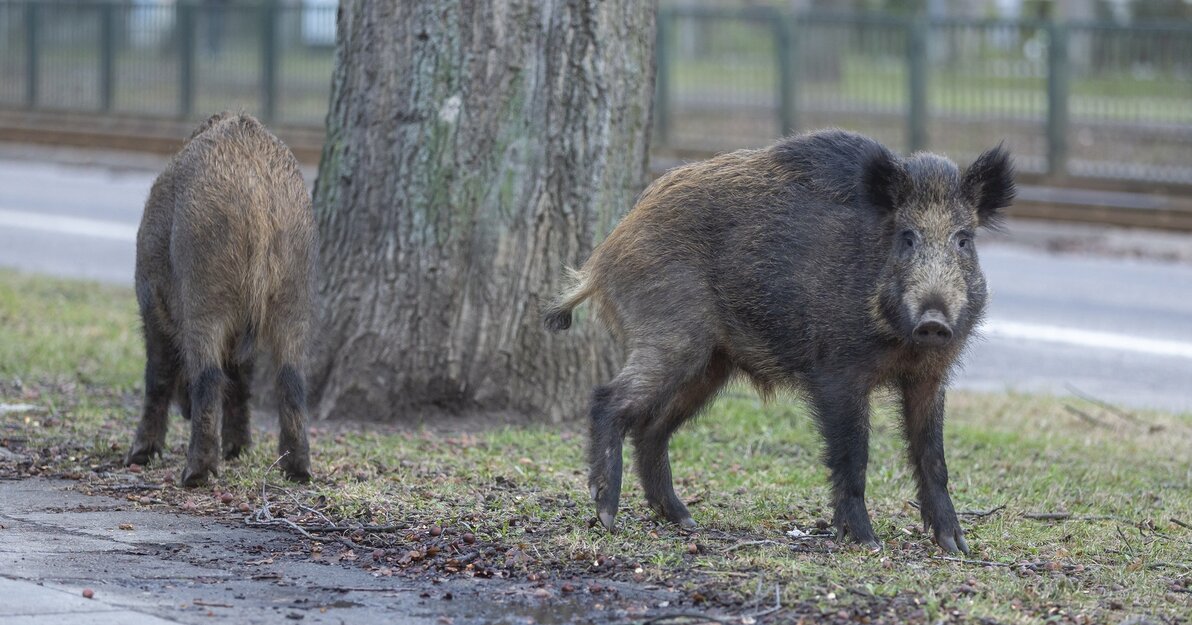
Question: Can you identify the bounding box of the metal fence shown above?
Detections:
[1,1,1190,185]
[656,7,1192,185]
[0,0,334,124]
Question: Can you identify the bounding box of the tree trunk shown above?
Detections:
[309,1,654,422]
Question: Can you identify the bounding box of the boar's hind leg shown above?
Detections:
[273,363,311,483]
[126,316,181,466]
[181,360,226,487]
[901,380,968,555]
[590,344,712,533]
[632,353,732,529]
[810,377,879,549]
[220,359,254,460]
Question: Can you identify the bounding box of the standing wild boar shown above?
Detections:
[125,112,315,486]
[544,128,1014,554]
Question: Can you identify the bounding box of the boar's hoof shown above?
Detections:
[124,443,161,467]
[598,509,617,533]
[280,455,312,484]
[181,461,218,487]
[223,443,249,461]
[677,516,698,531]
[283,467,312,484]
[935,529,970,555]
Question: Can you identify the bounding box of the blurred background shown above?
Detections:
[0,0,1190,412]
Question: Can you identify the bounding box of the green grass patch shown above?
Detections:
[0,269,142,389]
[1,270,1190,623]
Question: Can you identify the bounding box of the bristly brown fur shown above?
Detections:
[545,128,1015,554]
[125,111,316,487]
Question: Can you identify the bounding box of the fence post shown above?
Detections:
[907,17,928,152]
[260,0,278,122]
[99,3,116,112]
[24,1,39,109]
[1047,21,1069,179]
[775,14,798,136]
[178,2,195,118]
[653,8,672,148]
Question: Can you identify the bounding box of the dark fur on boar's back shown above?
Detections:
[125,112,315,486]
[545,128,1015,554]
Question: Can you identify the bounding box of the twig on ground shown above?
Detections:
[192,600,233,608]
[106,483,165,491]
[932,556,1010,567]
[300,523,408,533]
[1063,404,1109,428]
[245,453,319,539]
[722,540,783,553]
[1065,383,1147,426]
[1116,526,1137,557]
[642,613,737,625]
[1022,512,1117,522]
[319,586,414,593]
[1023,512,1071,520]
[744,584,782,621]
[1171,518,1192,530]
[958,504,1006,518]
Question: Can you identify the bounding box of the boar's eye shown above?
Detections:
[901,229,916,251]
[955,231,975,254]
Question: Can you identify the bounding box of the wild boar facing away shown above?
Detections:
[545,128,1015,554]
[125,112,315,486]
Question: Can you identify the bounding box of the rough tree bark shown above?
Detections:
[309,1,654,422]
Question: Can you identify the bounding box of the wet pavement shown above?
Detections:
[0,478,677,624]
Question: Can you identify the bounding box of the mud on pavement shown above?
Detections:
[0,478,690,624]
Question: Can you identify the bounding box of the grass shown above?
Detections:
[1,268,1190,623]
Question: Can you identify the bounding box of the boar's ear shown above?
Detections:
[861,146,910,216]
[962,144,1016,229]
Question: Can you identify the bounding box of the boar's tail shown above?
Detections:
[543,267,594,332]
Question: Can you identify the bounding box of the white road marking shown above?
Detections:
[984,319,1192,361]
[0,208,137,242]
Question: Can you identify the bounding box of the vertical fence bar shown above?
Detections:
[907,17,928,152]
[178,2,195,118]
[24,1,39,109]
[653,8,672,147]
[1047,21,1069,178]
[99,2,116,112]
[261,1,278,122]
[775,14,798,136]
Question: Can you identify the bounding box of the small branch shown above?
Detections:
[744,583,782,620]
[958,504,1006,518]
[1171,518,1192,531]
[1063,404,1109,428]
[106,483,165,491]
[1116,526,1136,557]
[1023,512,1071,520]
[722,540,783,553]
[1065,383,1147,426]
[932,556,1010,568]
[319,586,415,593]
[642,613,737,625]
[1021,512,1117,522]
[192,600,232,608]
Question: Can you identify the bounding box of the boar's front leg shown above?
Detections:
[901,380,968,555]
[810,377,879,549]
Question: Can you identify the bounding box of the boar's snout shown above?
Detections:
[912,309,953,346]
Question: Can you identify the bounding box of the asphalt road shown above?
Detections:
[1,153,1189,414]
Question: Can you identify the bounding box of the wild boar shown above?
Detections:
[125,111,315,486]
[545,128,1014,554]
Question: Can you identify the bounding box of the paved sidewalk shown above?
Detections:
[0,478,651,624]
